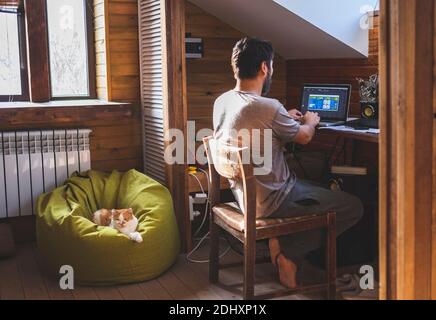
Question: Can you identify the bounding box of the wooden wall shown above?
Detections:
[185,2,287,133]
[432,0,436,300]
[379,0,434,299]
[0,103,142,173]
[93,0,142,171]
[433,109,436,299]
[94,0,140,103]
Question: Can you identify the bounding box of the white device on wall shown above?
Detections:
[185,35,203,59]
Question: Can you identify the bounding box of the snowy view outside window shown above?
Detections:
[0,12,21,96]
[47,0,89,97]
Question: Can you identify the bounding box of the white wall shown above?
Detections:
[274,0,374,56]
[189,0,369,59]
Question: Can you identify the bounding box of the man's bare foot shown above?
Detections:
[269,238,298,289]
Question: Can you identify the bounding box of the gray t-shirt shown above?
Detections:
[213,90,301,218]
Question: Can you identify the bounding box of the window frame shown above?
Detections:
[45,0,97,100]
[0,0,97,103]
[0,9,29,102]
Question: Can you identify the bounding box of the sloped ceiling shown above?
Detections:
[188,0,369,60]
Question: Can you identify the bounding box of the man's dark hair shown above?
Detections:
[231,37,274,79]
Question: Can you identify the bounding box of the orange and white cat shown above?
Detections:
[93,208,143,243]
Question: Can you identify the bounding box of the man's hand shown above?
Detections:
[302,111,321,127]
[288,109,303,121]
[293,111,320,145]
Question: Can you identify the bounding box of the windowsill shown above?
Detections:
[0,99,130,109]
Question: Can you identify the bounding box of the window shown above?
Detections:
[0,0,95,102]
[0,4,28,101]
[0,12,21,95]
[46,0,92,98]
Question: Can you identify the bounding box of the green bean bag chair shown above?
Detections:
[36,169,180,286]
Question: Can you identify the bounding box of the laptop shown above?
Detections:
[300,84,352,127]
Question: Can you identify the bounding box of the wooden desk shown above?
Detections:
[319,127,379,168]
[320,128,379,144]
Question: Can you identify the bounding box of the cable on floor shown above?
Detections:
[186,168,232,263]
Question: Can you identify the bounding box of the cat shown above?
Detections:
[93,208,143,243]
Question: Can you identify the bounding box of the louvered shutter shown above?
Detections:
[138,0,166,184]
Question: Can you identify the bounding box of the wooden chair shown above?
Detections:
[203,136,337,300]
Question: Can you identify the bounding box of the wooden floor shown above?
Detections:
[0,241,332,300]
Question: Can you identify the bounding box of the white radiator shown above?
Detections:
[0,129,91,218]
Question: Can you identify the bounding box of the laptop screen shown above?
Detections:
[300,84,351,121]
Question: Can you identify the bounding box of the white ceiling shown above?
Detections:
[189,0,369,60]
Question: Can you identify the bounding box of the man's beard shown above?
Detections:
[262,70,273,96]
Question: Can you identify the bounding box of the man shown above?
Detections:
[213,37,363,289]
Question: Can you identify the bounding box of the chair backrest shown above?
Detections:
[203,136,257,234]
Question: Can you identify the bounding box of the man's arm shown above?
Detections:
[272,105,320,145]
[293,124,316,145]
[292,111,320,145]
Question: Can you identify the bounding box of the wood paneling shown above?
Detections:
[433,0,436,300]
[94,0,110,101]
[185,2,287,131]
[107,0,141,103]
[433,119,436,299]
[94,0,141,103]
[378,2,390,300]
[0,103,142,173]
[162,0,189,252]
[379,0,434,300]
[91,0,142,171]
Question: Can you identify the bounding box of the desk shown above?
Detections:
[319,127,379,265]
[320,127,379,144]
[318,127,379,168]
